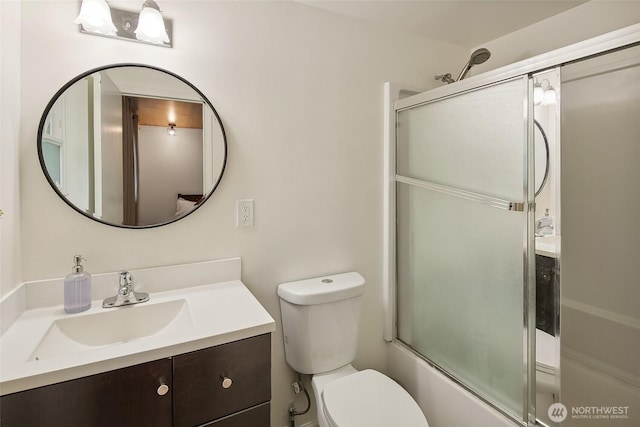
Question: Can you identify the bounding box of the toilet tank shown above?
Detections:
[277,272,365,374]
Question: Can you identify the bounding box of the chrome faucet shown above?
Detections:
[102,271,149,308]
[535,220,554,237]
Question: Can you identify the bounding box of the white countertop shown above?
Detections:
[535,234,560,258]
[0,259,275,396]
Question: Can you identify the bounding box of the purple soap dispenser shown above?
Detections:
[64,255,92,314]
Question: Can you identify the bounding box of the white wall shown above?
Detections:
[99,71,124,224]
[16,2,466,426]
[137,125,203,226]
[63,79,91,212]
[0,0,22,298]
[476,1,640,71]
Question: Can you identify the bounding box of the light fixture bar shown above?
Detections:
[77,4,172,48]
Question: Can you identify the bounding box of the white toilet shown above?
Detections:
[278,272,429,427]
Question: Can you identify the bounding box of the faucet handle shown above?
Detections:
[118,271,133,286]
[103,270,148,308]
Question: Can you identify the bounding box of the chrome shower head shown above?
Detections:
[456,47,492,81]
[470,48,491,65]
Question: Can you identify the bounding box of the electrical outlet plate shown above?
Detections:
[236,199,254,227]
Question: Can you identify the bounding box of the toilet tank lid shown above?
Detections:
[277,272,365,305]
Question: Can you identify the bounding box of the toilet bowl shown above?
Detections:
[278,272,429,427]
[313,366,429,427]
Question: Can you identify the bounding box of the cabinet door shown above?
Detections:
[202,402,270,427]
[0,358,172,427]
[173,334,271,427]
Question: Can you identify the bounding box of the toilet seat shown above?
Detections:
[322,369,429,427]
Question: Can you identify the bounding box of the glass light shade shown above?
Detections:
[543,87,557,105]
[134,2,170,45]
[533,84,544,105]
[167,124,176,136]
[73,0,117,36]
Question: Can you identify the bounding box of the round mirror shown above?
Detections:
[534,119,549,197]
[38,64,226,228]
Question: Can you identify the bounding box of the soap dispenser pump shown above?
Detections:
[64,255,92,314]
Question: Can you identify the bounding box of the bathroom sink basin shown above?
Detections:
[30,299,192,362]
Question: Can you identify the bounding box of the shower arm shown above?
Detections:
[435,73,455,84]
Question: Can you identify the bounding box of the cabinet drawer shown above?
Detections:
[202,402,270,427]
[173,334,271,427]
[0,358,172,427]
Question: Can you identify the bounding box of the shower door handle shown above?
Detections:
[396,175,530,213]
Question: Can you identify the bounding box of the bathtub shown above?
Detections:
[387,341,519,427]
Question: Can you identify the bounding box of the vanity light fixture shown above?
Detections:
[74,0,172,47]
[167,123,177,136]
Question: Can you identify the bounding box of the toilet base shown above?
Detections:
[311,365,358,427]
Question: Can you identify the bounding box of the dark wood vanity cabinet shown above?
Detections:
[536,255,558,336]
[173,333,271,427]
[0,334,271,427]
[1,358,173,427]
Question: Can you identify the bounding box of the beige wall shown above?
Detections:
[0,0,22,298]
[14,2,466,426]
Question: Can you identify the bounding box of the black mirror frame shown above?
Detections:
[534,119,550,197]
[37,63,227,229]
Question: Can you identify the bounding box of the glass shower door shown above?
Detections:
[395,76,533,422]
